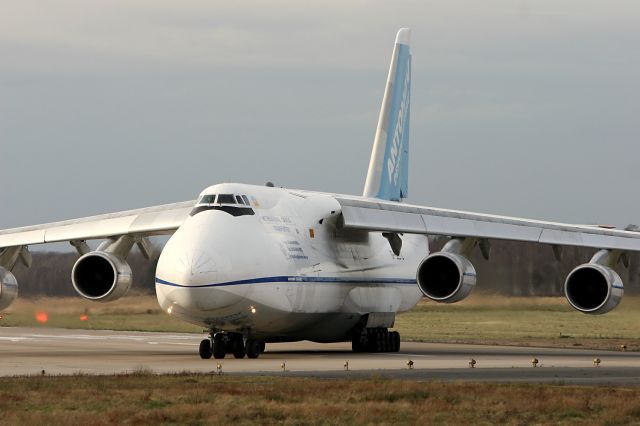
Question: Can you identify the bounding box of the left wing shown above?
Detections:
[0,200,195,249]
[336,195,640,252]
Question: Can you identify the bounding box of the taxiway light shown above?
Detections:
[344,361,349,371]
[281,361,286,372]
[250,306,257,314]
[35,311,48,325]
[531,357,539,368]
[620,345,628,351]
[593,358,601,367]
[216,363,222,375]
[79,314,89,321]
[407,360,414,369]
[167,306,173,314]
[469,358,476,368]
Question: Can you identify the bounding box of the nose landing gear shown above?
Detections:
[199,338,212,359]
[199,332,265,359]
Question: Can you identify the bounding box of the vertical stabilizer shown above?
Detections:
[363,28,411,201]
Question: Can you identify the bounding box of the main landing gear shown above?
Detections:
[352,328,401,353]
[199,332,266,359]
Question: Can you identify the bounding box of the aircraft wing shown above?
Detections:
[336,196,640,251]
[0,200,195,249]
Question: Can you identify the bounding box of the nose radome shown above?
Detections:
[176,247,217,281]
[157,242,217,287]
[155,223,244,314]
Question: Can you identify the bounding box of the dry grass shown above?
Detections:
[3,293,640,351]
[0,374,639,425]
[0,293,201,333]
[396,294,640,351]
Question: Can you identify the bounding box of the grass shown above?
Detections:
[396,295,640,351]
[1,374,640,425]
[3,293,640,351]
[0,294,201,333]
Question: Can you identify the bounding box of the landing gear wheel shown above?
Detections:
[385,331,396,352]
[375,331,384,353]
[199,339,212,359]
[245,339,262,359]
[231,337,246,359]
[213,335,226,359]
[351,336,364,353]
[391,331,401,352]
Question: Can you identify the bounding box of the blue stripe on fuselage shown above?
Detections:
[155,276,418,288]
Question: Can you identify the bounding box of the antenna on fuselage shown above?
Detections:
[265,182,275,187]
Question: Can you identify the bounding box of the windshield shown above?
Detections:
[191,192,255,217]
[217,194,236,204]
[199,194,217,204]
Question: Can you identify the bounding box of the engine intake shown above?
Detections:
[72,252,132,302]
[417,252,477,303]
[0,267,18,311]
[564,263,623,315]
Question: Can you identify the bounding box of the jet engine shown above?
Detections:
[416,252,477,303]
[564,263,623,315]
[72,251,132,302]
[0,267,18,310]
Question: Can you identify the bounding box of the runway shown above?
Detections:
[2,327,640,385]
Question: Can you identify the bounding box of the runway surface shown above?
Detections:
[2,327,640,385]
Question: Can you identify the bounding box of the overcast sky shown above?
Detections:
[1,1,639,238]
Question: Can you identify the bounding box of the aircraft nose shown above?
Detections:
[155,222,243,314]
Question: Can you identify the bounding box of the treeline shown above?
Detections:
[9,240,640,298]
[459,240,640,296]
[12,251,159,297]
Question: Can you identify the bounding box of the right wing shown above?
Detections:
[336,195,640,252]
[0,200,195,249]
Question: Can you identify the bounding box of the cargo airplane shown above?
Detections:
[0,29,637,359]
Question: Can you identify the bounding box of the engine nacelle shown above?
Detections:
[0,267,19,311]
[416,252,477,303]
[564,263,623,315]
[72,251,132,302]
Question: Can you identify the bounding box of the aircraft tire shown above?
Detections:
[351,338,362,353]
[231,337,245,359]
[384,332,392,352]
[392,331,401,352]
[213,335,226,359]
[375,331,384,353]
[246,339,261,359]
[199,339,212,359]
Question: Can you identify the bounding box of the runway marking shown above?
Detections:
[7,333,200,342]
[0,337,28,342]
[148,342,195,346]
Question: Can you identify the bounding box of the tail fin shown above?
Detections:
[363,28,411,202]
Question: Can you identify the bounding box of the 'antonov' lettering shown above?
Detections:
[386,64,410,187]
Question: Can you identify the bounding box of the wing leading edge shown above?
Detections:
[0,200,195,249]
[336,196,640,252]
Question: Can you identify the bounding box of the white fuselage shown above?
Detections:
[155,183,426,342]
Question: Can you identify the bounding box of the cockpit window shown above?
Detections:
[217,194,236,204]
[190,193,255,217]
[199,194,216,204]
